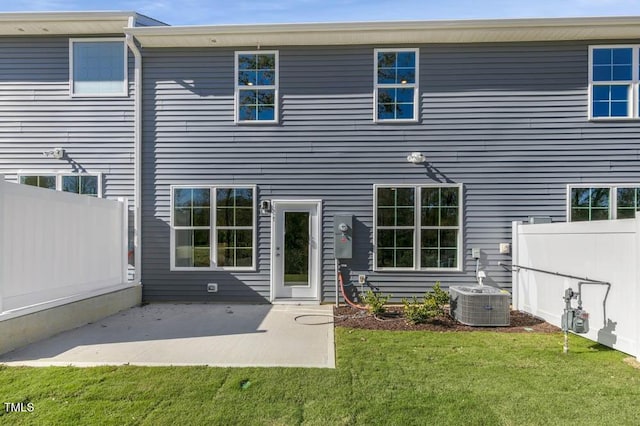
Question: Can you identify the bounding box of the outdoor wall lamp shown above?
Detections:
[42,148,65,159]
[406,152,426,164]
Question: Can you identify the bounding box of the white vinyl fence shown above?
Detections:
[0,179,129,316]
[512,218,640,360]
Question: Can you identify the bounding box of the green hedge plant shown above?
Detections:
[362,289,392,316]
[402,282,449,324]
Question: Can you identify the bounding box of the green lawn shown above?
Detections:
[1,329,638,425]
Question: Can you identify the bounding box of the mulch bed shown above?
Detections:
[334,305,560,333]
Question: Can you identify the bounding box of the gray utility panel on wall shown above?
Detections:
[333,214,353,260]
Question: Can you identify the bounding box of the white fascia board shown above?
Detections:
[126,16,640,48]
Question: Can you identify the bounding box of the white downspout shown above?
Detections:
[126,17,142,285]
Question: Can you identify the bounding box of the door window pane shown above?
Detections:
[284,211,309,286]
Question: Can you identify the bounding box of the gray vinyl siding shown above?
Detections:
[0,36,135,197]
[141,41,640,302]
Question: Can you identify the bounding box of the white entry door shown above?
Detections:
[271,200,321,302]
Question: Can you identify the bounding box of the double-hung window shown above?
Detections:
[374,184,462,271]
[235,51,278,123]
[589,46,639,119]
[374,48,419,122]
[171,186,256,270]
[19,173,101,197]
[568,184,640,221]
[70,38,127,97]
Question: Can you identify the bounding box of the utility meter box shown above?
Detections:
[562,308,589,334]
[334,214,353,259]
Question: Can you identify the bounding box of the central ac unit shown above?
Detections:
[449,286,511,326]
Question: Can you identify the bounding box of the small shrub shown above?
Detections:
[402,282,449,324]
[403,296,433,324]
[362,290,391,316]
[431,282,449,311]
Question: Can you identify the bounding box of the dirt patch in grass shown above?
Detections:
[334,305,560,333]
[623,357,640,369]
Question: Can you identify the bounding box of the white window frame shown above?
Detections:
[234,51,279,124]
[69,38,128,98]
[17,171,103,197]
[170,185,257,271]
[373,48,419,123]
[566,183,640,221]
[373,183,463,272]
[588,45,639,120]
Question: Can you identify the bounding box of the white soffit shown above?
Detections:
[126,16,640,48]
[0,11,165,35]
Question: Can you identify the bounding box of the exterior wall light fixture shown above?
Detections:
[406,152,426,164]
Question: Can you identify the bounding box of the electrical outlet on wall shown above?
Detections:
[207,283,218,293]
[358,274,366,284]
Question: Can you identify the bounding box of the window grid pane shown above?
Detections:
[591,47,635,118]
[376,50,417,121]
[376,185,460,270]
[420,187,460,269]
[616,187,640,219]
[173,187,211,268]
[215,187,254,268]
[570,187,611,222]
[376,187,416,268]
[19,175,56,189]
[61,175,99,197]
[236,52,277,122]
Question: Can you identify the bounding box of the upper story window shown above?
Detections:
[70,39,127,97]
[235,51,278,123]
[19,173,101,197]
[589,46,638,119]
[171,185,256,270]
[374,48,419,122]
[374,184,462,271]
[568,184,640,221]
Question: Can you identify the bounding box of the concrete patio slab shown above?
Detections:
[0,304,335,368]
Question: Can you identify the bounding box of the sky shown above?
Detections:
[1,0,639,25]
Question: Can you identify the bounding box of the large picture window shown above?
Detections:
[589,46,639,119]
[70,39,127,97]
[235,51,278,123]
[374,48,419,122]
[171,186,256,270]
[569,184,640,221]
[374,184,462,271]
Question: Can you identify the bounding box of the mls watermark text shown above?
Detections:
[4,402,34,413]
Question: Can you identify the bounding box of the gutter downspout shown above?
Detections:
[126,17,142,285]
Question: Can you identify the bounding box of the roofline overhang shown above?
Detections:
[125,16,640,47]
[0,11,167,35]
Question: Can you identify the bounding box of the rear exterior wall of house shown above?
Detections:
[138,41,639,302]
